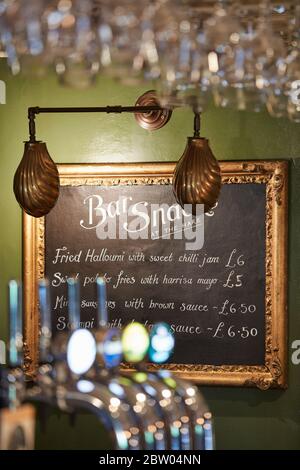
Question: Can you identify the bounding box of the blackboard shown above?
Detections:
[23,161,288,387]
[45,184,267,366]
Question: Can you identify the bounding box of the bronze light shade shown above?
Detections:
[13,141,60,218]
[173,114,221,214]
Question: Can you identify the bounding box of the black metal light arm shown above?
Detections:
[29,105,162,114]
[27,90,171,142]
[193,112,201,138]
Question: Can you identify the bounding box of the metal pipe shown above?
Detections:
[193,112,201,138]
[29,105,162,115]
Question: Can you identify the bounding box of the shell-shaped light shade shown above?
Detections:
[173,137,221,213]
[13,141,60,217]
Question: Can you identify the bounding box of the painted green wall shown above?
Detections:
[1,60,300,450]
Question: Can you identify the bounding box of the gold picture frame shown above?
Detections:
[22,160,288,389]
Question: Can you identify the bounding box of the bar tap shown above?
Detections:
[121,322,191,451]
[64,278,145,450]
[92,278,163,450]
[148,323,214,450]
[67,277,81,330]
[97,277,108,328]
[94,277,177,450]
[93,326,167,450]
[29,278,122,445]
[26,279,70,408]
[0,282,35,450]
[1,276,215,450]
[38,279,52,364]
[30,278,137,450]
[6,281,24,408]
[8,281,23,370]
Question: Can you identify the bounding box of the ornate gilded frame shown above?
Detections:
[23,160,288,388]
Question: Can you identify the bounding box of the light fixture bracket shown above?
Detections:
[193,112,201,138]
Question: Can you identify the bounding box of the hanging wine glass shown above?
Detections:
[154,0,210,111]
[267,1,300,122]
[285,49,300,123]
[209,1,286,114]
[281,5,300,123]
[98,0,147,85]
[125,1,161,86]
[45,1,74,64]
[117,2,161,86]
[204,1,249,111]
[266,56,289,118]
[231,19,267,113]
[7,0,51,78]
[55,0,100,89]
[0,0,20,75]
[57,51,99,88]
[252,2,286,109]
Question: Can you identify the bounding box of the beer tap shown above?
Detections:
[121,322,191,450]
[92,327,167,450]
[0,282,36,450]
[28,279,56,406]
[63,278,143,450]
[5,281,25,409]
[20,275,215,450]
[25,278,132,450]
[121,321,215,450]
[38,279,52,365]
[90,277,164,450]
[148,322,215,450]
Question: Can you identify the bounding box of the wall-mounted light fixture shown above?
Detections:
[13,141,60,218]
[13,91,221,218]
[173,112,221,214]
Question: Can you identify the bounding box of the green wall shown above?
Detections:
[1,60,300,450]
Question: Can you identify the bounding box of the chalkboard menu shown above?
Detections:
[23,161,288,388]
